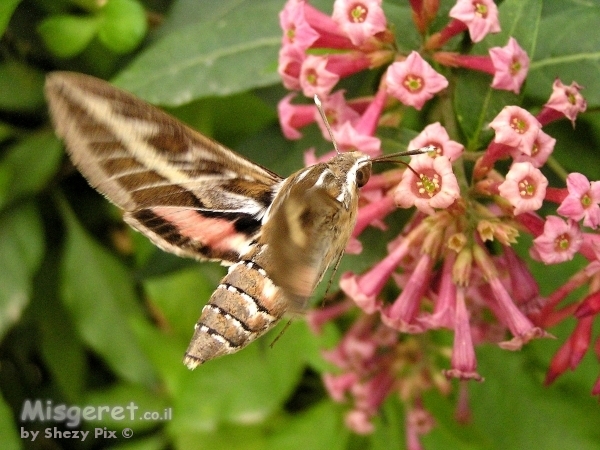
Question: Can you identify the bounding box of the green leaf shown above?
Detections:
[173,423,267,450]
[0,202,44,340]
[464,348,600,450]
[143,266,221,342]
[265,402,347,450]
[58,196,158,386]
[0,122,14,143]
[454,0,543,149]
[0,393,20,450]
[0,131,63,210]
[108,434,169,450]
[38,14,100,58]
[527,5,600,106]
[383,3,421,52]
[82,383,169,431]
[98,0,147,54]
[168,321,310,434]
[113,2,283,106]
[0,61,45,112]
[0,0,21,38]
[33,252,87,402]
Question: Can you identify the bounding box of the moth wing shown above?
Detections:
[45,71,283,263]
[261,180,353,308]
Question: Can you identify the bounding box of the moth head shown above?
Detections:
[327,151,372,187]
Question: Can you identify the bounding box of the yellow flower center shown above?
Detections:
[418,173,440,197]
[350,4,368,23]
[475,2,488,18]
[518,178,535,198]
[510,116,528,134]
[404,74,424,92]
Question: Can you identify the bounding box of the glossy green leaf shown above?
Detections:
[454,0,542,149]
[0,131,63,210]
[38,14,100,58]
[113,2,283,106]
[58,197,157,386]
[0,61,45,112]
[0,0,21,38]
[0,202,44,340]
[98,0,147,54]
[527,5,600,106]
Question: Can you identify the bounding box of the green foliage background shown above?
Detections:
[0,0,599,449]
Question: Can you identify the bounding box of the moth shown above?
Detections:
[45,72,428,368]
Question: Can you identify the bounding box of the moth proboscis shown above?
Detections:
[44,71,431,368]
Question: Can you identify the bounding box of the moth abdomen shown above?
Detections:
[184,256,287,368]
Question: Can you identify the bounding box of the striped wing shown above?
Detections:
[45,72,283,263]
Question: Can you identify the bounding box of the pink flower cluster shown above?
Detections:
[278,0,593,444]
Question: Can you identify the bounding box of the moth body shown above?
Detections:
[45,71,378,368]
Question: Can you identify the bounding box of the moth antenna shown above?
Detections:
[314,94,340,155]
[371,145,438,176]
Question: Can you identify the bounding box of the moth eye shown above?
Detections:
[356,166,371,187]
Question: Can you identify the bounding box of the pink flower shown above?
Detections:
[307,299,354,334]
[501,246,539,305]
[497,162,548,215]
[381,253,434,332]
[345,409,375,434]
[489,37,530,94]
[323,372,359,402]
[332,0,387,46]
[538,79,587,126]
[545,316,593,384]
[575,291,600,319]
[473,246,549,350]
[557,173,600,229]
[512,129,556,168]
[405,404,435,450]
[443,288,484,381]
[340,235,416,313]
[279,0,320,50]
[386,52,449,110]
[489,278,548,350]
[277,93,316,139]
[332,122,381,157]
[314,90,360,140]
[408,122,464,162]
[353,86,387,136]
[489,106,541,155]
[278,44,305,90]
[299,55,340,98]
[472,141,513,180]
[531,216,583,264]
[351,195,396,248]
[449,0,501,42]
[418,253,457,329]
[394,154,460,215]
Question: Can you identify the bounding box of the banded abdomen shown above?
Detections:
[183,244,287,368]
